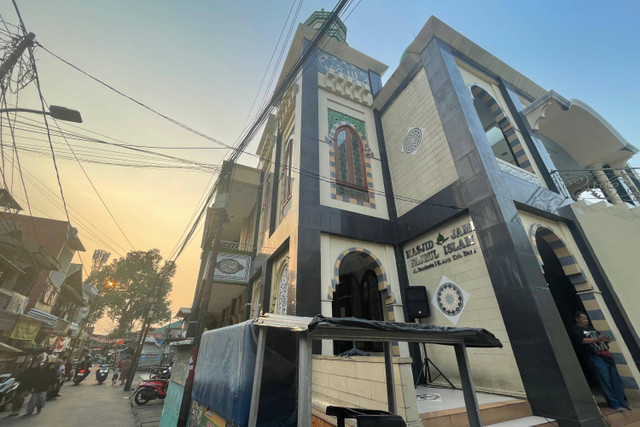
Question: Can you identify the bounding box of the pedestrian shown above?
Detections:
[64,358,73,381]
[24,362,58,415]
[120,356,133,386]
[571,311,630,411]
[111,367,120,385]
[9,361,39,416]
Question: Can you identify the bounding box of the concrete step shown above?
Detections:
[486,416,555,426]
[419,399,532,426]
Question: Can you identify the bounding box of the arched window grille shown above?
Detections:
[333,126,368,201]
[281,138,293,211]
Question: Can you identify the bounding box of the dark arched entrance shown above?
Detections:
[535,229,601,394]
[332,251,384,354]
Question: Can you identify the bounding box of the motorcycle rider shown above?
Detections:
[77,355,92,373]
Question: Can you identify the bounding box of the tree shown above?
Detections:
[85,249,175,336]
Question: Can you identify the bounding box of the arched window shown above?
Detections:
[334,126,368,201]
[281,138,293,210]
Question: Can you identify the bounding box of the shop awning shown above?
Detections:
[521,90,638,168]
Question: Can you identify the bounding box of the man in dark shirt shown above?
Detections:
[24,362,58,415]
[570,311,629,410]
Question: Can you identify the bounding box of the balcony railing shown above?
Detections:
[551,168,640,205]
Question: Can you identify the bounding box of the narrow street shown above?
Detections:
[1,376,136,427]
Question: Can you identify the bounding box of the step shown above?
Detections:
[601,406,640,426]
[420,399,532,427]
[486,416,555,427]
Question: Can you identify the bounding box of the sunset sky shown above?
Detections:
[0,1,638,333]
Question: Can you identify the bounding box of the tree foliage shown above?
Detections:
[85,249,175,335]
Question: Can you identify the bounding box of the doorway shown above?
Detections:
[332,251,385,354]
[535,228,600,393]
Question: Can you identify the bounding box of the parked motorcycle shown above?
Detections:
[46,375,65,401]
[149,365,172,380]
[133,378,168,405]
[0,373,19,410]
[72,367,90,385]
[96,365,110,384]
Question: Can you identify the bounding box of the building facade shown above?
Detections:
[191,13,640,426]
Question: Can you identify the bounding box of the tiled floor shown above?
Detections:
[415,385,516,414]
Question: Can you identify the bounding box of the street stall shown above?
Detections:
[191,314,502,427]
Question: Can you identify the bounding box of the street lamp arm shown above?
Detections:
[0,105,83,123]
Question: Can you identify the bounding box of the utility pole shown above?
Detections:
[124,274,162,392]
[0,32,35,85]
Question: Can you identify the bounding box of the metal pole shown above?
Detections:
[248,327,267,427]
[0,32,35,83]
[454,343,482,427]
[124,275,161,391]
[383,341,397,414]
[297,334,313,427]
[196,208,226,333]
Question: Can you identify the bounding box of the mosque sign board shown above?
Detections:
[213,251,251,284]
[404,220,478,275]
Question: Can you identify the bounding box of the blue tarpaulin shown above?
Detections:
[192,320,296,427]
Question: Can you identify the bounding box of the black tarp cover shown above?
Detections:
[192,320,296,427]
[308,316,503,348]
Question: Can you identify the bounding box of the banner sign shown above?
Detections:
[89,335,125,344]
[10,316,42,341]
[214,251,251,284]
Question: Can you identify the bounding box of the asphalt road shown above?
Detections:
[0,374,136,427]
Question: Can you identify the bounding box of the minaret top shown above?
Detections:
[304,9,347,45]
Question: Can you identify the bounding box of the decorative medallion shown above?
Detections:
[431,275,470,325]
[401,127,424,155]
[216,258,242,275]
[437,283,464,316]
[213,251,251,284]
[277,262,289,315]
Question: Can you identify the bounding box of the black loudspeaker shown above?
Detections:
[404,287,430,320]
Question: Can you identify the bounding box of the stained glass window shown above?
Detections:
[333,125,368,200]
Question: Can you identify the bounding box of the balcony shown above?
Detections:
[551,168,640,205]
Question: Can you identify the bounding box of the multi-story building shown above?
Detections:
[190,12,640,426]
[0,212,86,364]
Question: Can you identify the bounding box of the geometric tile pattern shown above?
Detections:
[471,85,535,173]
[529,223,638,391]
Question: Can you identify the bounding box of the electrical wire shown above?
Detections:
[45,98,136,251]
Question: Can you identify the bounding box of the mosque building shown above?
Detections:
[190,11,640,426]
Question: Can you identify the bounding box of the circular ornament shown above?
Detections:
[403,128,423,154]
[217,258,242,275]
[437,282,464,316]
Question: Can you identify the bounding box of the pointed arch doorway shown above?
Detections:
[331,251,385,354]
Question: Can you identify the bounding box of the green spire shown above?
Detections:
[304,9,348,45]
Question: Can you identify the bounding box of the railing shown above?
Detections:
[551,168,640,205]
[219,240,254,252]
